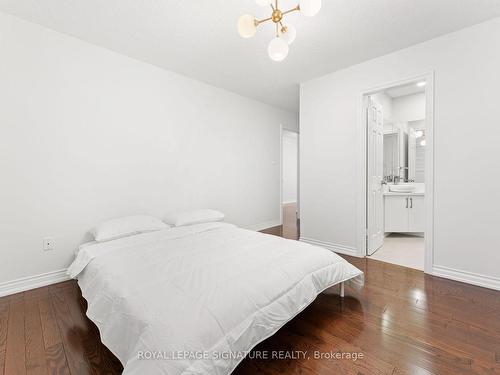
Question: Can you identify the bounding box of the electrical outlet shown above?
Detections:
[43,237,54,251]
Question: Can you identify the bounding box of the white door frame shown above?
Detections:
[356,72,435,274]
[280,125,284,226]
[280,126,300,225]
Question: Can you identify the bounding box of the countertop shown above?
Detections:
[384,191,425,196]
[383,183,425,196]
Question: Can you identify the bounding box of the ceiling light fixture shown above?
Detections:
[237,0,322,62]
[416,81,426,87]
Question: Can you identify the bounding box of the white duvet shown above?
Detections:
[68,222,363,375]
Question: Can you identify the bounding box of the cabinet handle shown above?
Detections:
[410,197,413,208]
[406,197,409,208]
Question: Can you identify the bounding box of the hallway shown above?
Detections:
[261,202,299,240]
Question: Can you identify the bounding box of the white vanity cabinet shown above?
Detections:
[384,194,425,233]
[408,195,425,232]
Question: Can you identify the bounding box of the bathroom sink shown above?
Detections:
[389,184,416,193]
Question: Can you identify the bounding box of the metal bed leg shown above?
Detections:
[339,282,345,298]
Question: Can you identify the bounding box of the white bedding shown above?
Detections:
[68,222,363,375]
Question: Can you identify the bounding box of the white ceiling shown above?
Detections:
[1,0,500,113]
[385,82,425,98]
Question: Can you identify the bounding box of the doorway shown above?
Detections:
[363,75,433,272]
[281,129,299,240]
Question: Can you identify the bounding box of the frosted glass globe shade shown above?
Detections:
[238,15,256,38]
[268,38,289,61]
[300,0,322,17]
[255,0,273,6]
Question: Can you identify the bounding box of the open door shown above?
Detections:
[408,128,417,181]
[366,97,384,255]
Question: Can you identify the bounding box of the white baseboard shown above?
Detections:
[433,265,500,291]
[299,237,358,256]
[244,219,282,232]
[0,269,70,298]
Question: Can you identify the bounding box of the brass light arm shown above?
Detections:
[282,5,300,16]
[238,0,320,61]
[255,16,273,26]
[253,2,300,29]
[279,21,288,34]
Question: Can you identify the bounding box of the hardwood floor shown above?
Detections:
[0,282,122,375]
[261,202,299,240]
[1,218,499,374]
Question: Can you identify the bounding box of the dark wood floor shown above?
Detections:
[261,202,300,240]
[1,211,499,374]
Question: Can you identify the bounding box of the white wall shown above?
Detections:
[300,17,500,286]
[282,131,298,204]
[375,92,424,125]
[392,93,426,122]
[0,12,298,285]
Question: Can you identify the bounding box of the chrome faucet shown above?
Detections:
[397,167,408,183]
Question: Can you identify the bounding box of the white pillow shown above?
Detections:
[164,209,225,227]
[92,215,168,242]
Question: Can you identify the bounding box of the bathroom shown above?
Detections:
[367,80,427,270]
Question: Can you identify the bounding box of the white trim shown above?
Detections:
[282,201,297,205]
[244,219,282,232]
[279,125,284,226]
[0,269,70,297]
[433,265,500,291]
[357,72,435,275]
[424,72,435,275]
[299,237,358,256]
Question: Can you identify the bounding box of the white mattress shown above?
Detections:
[68,222,363,375]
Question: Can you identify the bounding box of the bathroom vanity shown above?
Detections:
[378,98,427,239]
[384,189,425,233]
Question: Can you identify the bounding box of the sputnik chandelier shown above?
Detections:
[237,0,322,62]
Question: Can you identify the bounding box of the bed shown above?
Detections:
[68,221,364,374]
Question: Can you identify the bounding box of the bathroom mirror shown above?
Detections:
[383,131,399,179]
[409,123,426,183]
[383,123,408,181]
[383,121,425,183]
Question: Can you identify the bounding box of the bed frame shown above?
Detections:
[324,281,345,297]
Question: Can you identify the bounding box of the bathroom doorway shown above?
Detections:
[281,129,299,240]
[362,75,434,272]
